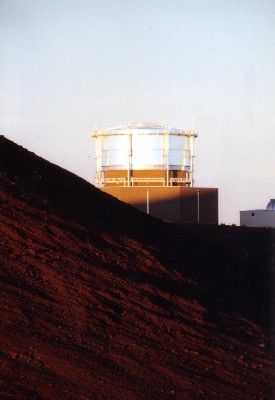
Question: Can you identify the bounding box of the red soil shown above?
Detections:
[1,136,274,399]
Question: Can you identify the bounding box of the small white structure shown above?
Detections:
[240,199,275,228]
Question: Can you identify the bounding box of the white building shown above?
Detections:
[240,199,275,228]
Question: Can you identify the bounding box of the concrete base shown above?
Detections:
[100,186,218,224]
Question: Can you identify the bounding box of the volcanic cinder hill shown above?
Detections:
[1,135,274,400]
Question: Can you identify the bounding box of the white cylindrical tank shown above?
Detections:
[93,123,198,187]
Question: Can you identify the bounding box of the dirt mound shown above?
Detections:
[1,136,274,399]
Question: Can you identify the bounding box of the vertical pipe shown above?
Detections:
[103,136,108,166]
[130,129,133,186]
[183,136,187,168]
[166,129,169,186]
[162,134,165,166]
[128,131,131,186]
[147,189,150,214]
[94,134,98,186]
[190,135,194,187]
[95,134,101,187]
[197,189,200,223]
[99,136,102,187]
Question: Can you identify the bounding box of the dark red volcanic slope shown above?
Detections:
[1,136,274,400]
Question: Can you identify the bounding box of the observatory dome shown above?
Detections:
[266,199,275,210]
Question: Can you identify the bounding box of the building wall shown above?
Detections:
[100,186,218,224]
[240,210,275,228]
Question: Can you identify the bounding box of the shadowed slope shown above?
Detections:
[1,136,274,400]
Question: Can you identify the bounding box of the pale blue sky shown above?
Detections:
[1,0,275,224]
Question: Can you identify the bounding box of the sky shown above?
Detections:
[1,0,275,225]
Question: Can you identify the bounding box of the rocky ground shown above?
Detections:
[1,136,274,399]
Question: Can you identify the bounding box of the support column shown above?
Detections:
[128,130,132,186]
[197,189,200,223]
[190,135,195,187]
[164,129,169,186]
